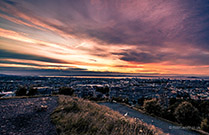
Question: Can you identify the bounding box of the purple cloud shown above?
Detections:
[1,0,209,67]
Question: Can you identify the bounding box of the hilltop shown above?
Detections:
[0,95,166,135]
[0,96,57,135]
[51,95,166,135]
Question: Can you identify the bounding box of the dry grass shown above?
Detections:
[51,96,166,135]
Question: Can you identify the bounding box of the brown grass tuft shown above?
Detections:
[51,95,166,135]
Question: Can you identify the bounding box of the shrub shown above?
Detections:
[201,118,209,132]
[143,99,162,116]
[59,87,74,95]
[137,97,145,106]
[96,86,109,94]
[28,87,38,96]
[163,102,180,122]
[199,101,209,118]
[15,87,27,96]
[174,101,201,127]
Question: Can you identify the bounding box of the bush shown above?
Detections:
[199,101,209,118]
[137,97,145,106]
[59,87,74,95]
[163,102,180,122]
[143,99,162,116]
[28,87,38,96]
[15,87,27,96]
[174,101,201,127]
[201,118,209,132]
[95,86,109,94]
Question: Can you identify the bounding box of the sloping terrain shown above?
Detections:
[51,96,166,135]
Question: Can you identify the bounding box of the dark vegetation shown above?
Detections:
[28,87,38,96]
[15,87,27,96]
[51,96,166,135]
[15,86,75,97]
[58,87,74,96]
[15,86,38,96]
[78,86,110,101]
[95,86,109,95]
[112,96,209,133]
[142,98,209,132]
[201,118,209,132]
[143,99,162,117]
[174,101,201,127]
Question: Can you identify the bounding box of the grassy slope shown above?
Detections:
[51,96,166,135]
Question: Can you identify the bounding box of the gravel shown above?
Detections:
[0,96,58,135]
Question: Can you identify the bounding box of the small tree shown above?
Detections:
[138,97,145,106]
[96,86,109,94]
[164,102,181,121]
[199,101,209,118]
[28,87,38,96]
[15,87,27,96]
[143,99,162,116]
[59,87,74,95]
[174,101,201,127]
[201,118,209,132]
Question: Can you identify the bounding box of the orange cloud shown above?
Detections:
[1,0,209,76]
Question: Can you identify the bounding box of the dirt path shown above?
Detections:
[0,96,58,135]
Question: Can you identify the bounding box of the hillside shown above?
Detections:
[51,96,166,135]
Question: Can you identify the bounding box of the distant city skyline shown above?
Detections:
[0,0,209,76]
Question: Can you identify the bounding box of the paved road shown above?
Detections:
[99,102,200,135]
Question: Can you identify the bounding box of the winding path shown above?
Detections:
[99,102,200,135]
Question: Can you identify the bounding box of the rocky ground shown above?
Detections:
[0,96,58,135]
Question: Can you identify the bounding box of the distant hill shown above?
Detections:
[0,74,9,76]
[51,96,166,135]
[187,76,200,78]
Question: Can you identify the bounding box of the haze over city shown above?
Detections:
[1,0,209,76]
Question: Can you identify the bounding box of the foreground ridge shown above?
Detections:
[51,95,166,135]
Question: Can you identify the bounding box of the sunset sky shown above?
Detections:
[0,0,209,76]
